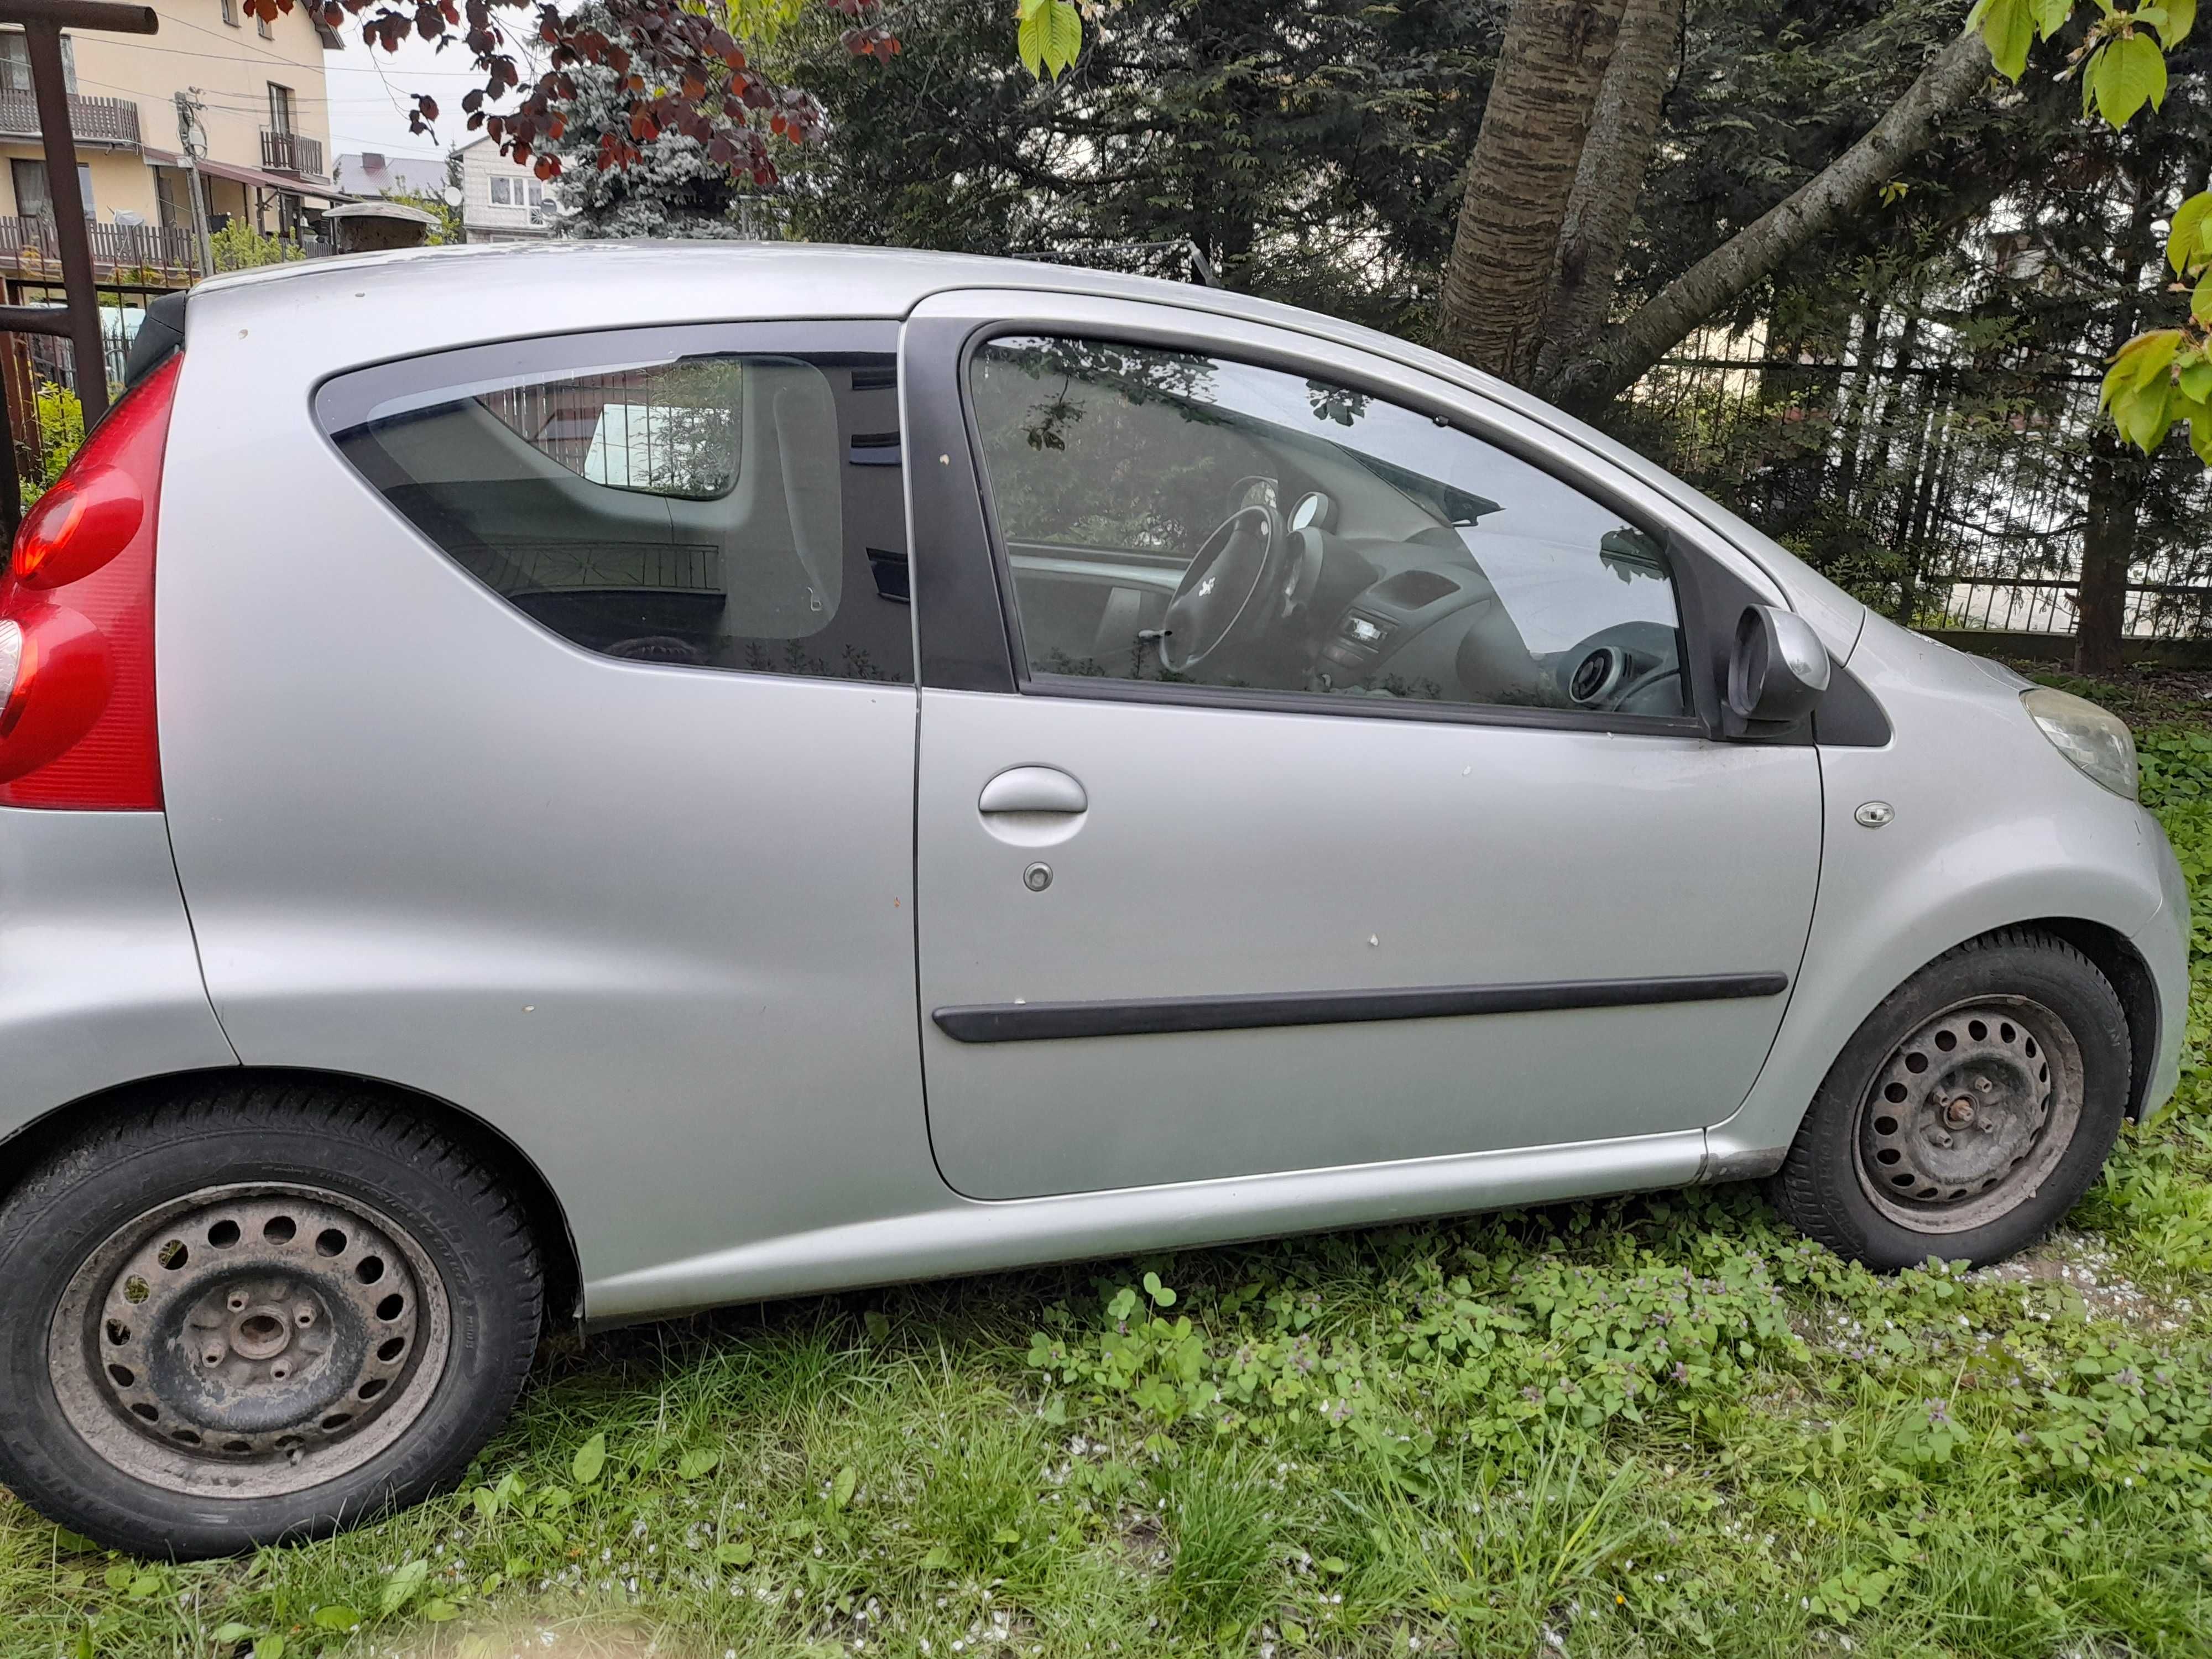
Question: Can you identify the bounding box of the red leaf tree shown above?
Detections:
[248,0,899,183]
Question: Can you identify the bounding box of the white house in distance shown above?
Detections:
[331,150,446,200]
[456,132,549,242]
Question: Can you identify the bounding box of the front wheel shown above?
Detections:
[1768,929,2131,1270]
[0,1082,542,1557]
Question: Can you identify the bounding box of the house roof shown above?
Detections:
[331,151,445,199]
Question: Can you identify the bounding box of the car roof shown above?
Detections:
[194,239,1385,354]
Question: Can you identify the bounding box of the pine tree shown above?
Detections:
[545,6,771,239]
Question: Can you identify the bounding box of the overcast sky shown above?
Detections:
[324,25,543,170]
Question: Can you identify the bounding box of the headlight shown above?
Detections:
[2022,686,2138,800]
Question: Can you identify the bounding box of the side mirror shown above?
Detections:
[1726,604,1829,734]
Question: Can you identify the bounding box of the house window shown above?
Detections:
[0,31,79,94]
[489,176,511,206]
[526,179,542,205]
[153,166,192,229]
[11,158,95,222]
[267,82,294,133]
[220,0,237,25]
[256,10,272,36]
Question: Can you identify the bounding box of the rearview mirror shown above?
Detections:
[1726,604,1829,734]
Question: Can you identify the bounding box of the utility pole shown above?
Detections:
[175,88,215,278]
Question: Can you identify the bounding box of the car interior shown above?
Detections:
[328,351,914,682]
[970,336,1689,718]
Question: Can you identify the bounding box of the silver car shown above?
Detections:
[0,244,2185,1556]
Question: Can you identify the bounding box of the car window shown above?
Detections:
[325,336,911,684]
[969,335,1687,719]
[477,361,741,499]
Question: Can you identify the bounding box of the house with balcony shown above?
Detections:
[0,0,345,289]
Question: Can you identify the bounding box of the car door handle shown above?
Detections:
[978,766,1088,815]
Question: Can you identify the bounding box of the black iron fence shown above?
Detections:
[1626,324,2212,645]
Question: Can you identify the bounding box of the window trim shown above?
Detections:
[947,316,1729,742]
[312,318,914,689]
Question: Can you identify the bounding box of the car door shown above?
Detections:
[904,293,1822,1202]
[160,321,928,1287]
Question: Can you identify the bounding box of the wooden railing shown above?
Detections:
[260,128,322,176]
[0,88,140,149]
[0,215,197,275]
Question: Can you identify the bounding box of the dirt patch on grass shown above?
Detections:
[382,1619,667,1659]
[1969,1229,2198,1334]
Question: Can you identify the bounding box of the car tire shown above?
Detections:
[0,1079,542,1558]
[1768,928,2131,1270]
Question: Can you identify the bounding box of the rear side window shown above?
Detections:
[320,327,911,684]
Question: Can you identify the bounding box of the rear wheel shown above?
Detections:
[1769,930,2131,1270]
[0,1082,542,1557]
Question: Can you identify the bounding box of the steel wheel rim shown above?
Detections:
[1853,995,2084,1234]
[48,1182,451,1499]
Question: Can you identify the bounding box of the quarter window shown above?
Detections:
[324,332,912,684]
[969,337,1687,719]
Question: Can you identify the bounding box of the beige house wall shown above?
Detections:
[0,0,333,226]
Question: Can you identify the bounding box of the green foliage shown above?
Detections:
[207,220,304,273]
[771,0,1495,332]
[1970,0,2196,101]
[1972,1,2212,462]
[18,379,83,506]
[1016,0,1083,79]
[384,187,463,246]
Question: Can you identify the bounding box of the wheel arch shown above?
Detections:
[1717,894,2167,1177]
[2028,916,2161,1120]
[0,1066,583,1326]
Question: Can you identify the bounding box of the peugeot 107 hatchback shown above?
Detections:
[0,243,2185,1557]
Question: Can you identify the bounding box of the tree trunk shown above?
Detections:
[2075,434,2141,675]
[1546,28,1992,413]
[1534,0,1682,385]
[1436,0,1629,386]
[2070,153,2166,676]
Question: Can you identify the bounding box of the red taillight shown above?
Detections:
[0,353,179,808]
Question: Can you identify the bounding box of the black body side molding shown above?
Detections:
[933,972,1791,1044]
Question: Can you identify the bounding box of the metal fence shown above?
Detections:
[1627,322,2212,644]
[0,213,197,276]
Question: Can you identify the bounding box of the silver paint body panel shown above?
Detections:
[0,243,2184,1324]
[917,688,1818,1197]
[0,809,235,1120]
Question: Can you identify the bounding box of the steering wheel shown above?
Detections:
[1156,503,1286,675]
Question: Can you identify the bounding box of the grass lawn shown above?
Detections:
[10,666,2212,1659]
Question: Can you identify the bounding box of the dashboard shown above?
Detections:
[1276,489,1687,717]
